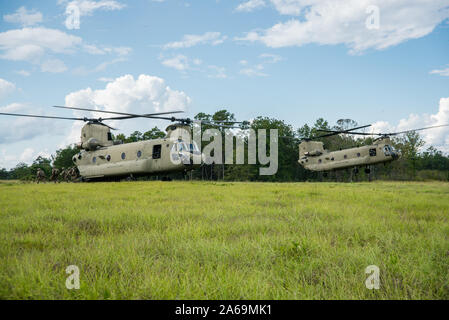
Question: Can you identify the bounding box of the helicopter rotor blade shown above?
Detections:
[387,124,449,136]
[0,112,87,121]
[52,106,184,119]
[324,124,449,137]
[313,124,372,139]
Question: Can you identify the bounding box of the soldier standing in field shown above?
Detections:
[69,167,79,182]
[59,167,66,182]
[35,168,46,184]
[50,167,60,183]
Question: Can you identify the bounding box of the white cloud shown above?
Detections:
[41,59,68,73]
[208,65,227,79]
[15,70,31,77]
[69,0,125,15]
[161,54,190,71]
[62,74,191,145]
[259,53,282,63]
[97,77,114,82]
[236,0,449,54]
[0,79,16,99]
[0,147,52,168]
[0,27,131,73]
[371,97,449,152]
[0,103,65,145]
[239,53,282,77]
[163,32,227,49]
[236,0,266,12]
[3,6,43,27]
[430,65,449,77]
[240,64,267,77]
[0,27,82,62]
[83,44,131,56]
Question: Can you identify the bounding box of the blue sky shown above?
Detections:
[0,0,448,168]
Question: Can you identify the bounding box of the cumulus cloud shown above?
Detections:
[235,0,266,12]
[0,78,16,99]
[60,0,125,15]
[370,97,449,152]
[0,27,131,73]
[163,32,227,49]
[61,74,191,145]
[60,0,125,29]
[0,147,52,169]
[0,27,81,62]
[3,6,43,27]
[236,0,449,54]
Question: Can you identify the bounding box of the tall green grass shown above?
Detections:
[0,181,448,299]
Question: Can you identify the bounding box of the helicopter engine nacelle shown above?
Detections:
[299,141,325,158]
[82,138,102,151]
[80,122,113,150]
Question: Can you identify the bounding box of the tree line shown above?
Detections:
[1,110,448,182]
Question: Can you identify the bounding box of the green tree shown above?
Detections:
[143,127,165,140]
[52,145,80,169]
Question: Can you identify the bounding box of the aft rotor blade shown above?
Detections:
[0,112,87,121]
[52,106,184,119]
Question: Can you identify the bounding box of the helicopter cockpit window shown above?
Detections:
[369,148,376,157]
[175,141,199,152]
[383,145,391,156]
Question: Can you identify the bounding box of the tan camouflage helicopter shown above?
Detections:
[0,106,245,181]
[298,123,449,177]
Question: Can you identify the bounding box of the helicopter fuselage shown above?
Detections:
[72,122,202,180]
[298,137,400,172]
[73,137,202,179]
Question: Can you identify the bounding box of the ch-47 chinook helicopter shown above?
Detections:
[298,123,449,178]
[0,106,245,181]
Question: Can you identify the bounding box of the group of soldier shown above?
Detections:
[35,167,80,184]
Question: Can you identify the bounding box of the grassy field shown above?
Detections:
[0,180,448,299]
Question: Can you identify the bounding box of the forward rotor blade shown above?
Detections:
[343,124,449,136]
[388,124,449,135]
[313,124,372,139]
[0,112,86,121]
